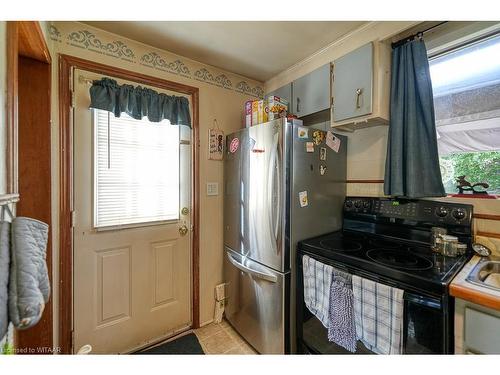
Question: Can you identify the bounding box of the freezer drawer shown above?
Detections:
[224,247,289,354]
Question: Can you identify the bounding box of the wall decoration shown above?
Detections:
[140,52,191,77]
[67,29,135,62]
[195,68,233,90]
[49,25,62,43]
[214,74,233,89]
[195,68,215,82]
[235,81,252,95]
[208,120,225,161]
[140,51,170,70]
[52,22,265,98]
[168,59,191,77]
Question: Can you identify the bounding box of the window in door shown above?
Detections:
[429,33,500,195]
[93,109,180,228]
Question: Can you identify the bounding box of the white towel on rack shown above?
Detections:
[352,275,404,354]
[302,255,333,328]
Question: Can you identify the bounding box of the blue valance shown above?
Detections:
[384,39,446,198]
[89,78,191,127]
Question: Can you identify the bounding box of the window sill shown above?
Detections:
[447,194,499,200]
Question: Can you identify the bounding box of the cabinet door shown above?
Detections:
[267,83,292,112]
[292,63,331,118]
[333,42,373,122]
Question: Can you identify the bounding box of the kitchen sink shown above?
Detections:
[466,257,500,291]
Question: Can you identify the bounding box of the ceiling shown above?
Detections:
[82,21,366,82]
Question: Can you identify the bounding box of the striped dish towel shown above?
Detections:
[302,255,333,328]
[352,275,404,354]
[328,269,357,352]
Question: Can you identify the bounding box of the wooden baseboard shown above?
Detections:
[476,231,500,239]
[473,214,500,221]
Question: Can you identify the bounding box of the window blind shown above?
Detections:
[94,109,180,228]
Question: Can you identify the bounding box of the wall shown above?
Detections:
[48,21,264,346]
[265,21,500,256]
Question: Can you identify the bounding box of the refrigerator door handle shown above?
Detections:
[226,252,278,283]
[267,133,281,246]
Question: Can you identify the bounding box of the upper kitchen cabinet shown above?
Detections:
[332,41,391,129]
[267,83,292,112]
[292,63,331,118]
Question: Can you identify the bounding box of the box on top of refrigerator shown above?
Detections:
[266,96,288,121]
[245,100,253,127]
[251,100,267,126]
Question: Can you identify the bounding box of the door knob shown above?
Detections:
[179,225,189,236]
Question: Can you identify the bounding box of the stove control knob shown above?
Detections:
[345,200,353,208]
[435,206,449,218]
[362,201,370,209]
[452,208,466,221]
[354,200,362,209]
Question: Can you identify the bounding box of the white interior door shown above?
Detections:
[72,69,192,354]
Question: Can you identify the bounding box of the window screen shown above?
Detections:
[94,109,180,228]
[429,34,500,194]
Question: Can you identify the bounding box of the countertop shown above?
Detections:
[450,255,500,310]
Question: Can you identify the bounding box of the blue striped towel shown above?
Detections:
[302,255,332,328]
[328,269,357,352]
[352,275,404,354]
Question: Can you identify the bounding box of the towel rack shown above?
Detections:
[0,194,19,206]
[0,194,18,222]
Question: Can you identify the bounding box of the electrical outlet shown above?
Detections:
[206,182,219,196]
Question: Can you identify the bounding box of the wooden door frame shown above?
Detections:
[6,21,52,353]
[58,54,200,354]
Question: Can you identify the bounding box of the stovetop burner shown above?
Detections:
[368,238,402,249]
[366,248,433,271]
[319,238,362,252]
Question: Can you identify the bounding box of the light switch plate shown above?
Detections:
[206,182,219,196]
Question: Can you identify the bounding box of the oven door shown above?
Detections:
[404,292,448,354]
[297,252,450,354]
[296,253,373,354]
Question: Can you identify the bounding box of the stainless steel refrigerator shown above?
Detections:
[223,118,347,354]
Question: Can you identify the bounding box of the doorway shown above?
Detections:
[58,55,200,354]
[73,69,192,353]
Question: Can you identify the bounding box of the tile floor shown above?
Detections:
[194,319,257,354]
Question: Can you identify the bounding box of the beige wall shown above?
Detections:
[48,21,264,345]
[265,21,500,255]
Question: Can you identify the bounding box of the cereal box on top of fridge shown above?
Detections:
[252,100,259,126]
[257,100,268,124]
[266,95,288,121]
[245,100,253,127]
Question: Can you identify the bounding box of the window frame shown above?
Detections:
[429,32,500,199]
[91,109,182,231]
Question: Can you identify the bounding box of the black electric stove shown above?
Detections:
[299,197,473,294]
[297,197,474,354]
[300,230,470,295]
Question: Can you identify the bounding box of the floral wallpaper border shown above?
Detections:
[50,24,264,98]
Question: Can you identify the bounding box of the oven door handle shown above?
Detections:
[404,292,442,310]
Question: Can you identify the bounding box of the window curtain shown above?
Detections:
[384,39,446,198]
[89,78,191,127]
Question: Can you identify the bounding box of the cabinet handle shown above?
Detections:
[296,97,300,113]
[355,88,363,109]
